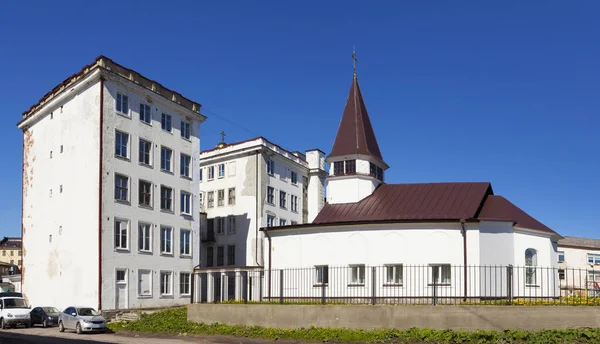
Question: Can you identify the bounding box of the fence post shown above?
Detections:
[371,267,376,305]
[507,265,513,304]
[321,278,326,305]
[279,269,284,305]
[432,278,437,306]
[242,271,248,304]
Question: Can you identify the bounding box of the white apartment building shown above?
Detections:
[18,56,206,311]
[557,236,600,295]
[198,137,326,273]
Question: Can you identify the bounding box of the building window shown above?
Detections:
[291,195,298,212]
[180,229,191,256]
[376,166,384,181]
[161,113,172,132]
[588,270,600,282]
[180,192,191,215]
[50,151,53,158]
[291,171,298,184]
[218,164,225,178]
[267,215,275,227]
[160,227,173,254]
[267,159,275,175]
[385,264,403,285]
[228,188,236,205]
[525,248,537,285]
[227,245,235,266]
[370,162,377,177]
[160,271,172,295]
[267,187,274,204]
[217,217,225,235]
[116,270,126,282]
[138,223,151,252]
[333,161,344,175]
[228,162,236,176]
[279,219,286,226]
[431,265,451,285]
[181,121,191,140]
[208,166,215,180]
[315,265,329,285]
[60,145,63,153]
[17,260,21,266]
[160,147,173,172]
[116,93,129,115]
[60,185,63,193]
[115,131,129,159]
[207,191,214,208]
[206,247,214,267]
[140,103,151,124]
[180,154,191,178]
[588,253,600,265]
[227,216,236,234]
[558,251,565,263]
[217,189,225,206]
[114,174,129,202]
[349,264,365,285]
[217,246,224,266]
[114,219,129,250]
[138,270,152,297]
[139,180,152,207]
[180,272,191,296]
[18,251,21,256]
[280,191,286,209]
[160,186,173,211]
[345,160,356,174]
[559,269,565,280]
[139,139,152,166]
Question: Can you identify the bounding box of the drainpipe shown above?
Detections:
[460,219,467,302]
[97,78,104,311]
[264,228,272,300]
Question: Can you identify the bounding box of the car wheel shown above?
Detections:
[25,321,31,328]
[0,318,5,329]
[42,319,47,328]
[58,321,65,332]
[76,322,82,334]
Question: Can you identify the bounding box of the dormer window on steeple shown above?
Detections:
[370,162,384,182]
[345,160,356,174]
[333,161,344,175]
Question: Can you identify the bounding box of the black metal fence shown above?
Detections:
[192,265,600,305]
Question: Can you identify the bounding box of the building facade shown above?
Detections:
[18,56,205,311]
[0,238,22,269]
[557,236,600,296]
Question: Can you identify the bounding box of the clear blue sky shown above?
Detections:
[0,1,598,239]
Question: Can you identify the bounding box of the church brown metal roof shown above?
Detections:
[477,195,558,235]
[327,76,384,162]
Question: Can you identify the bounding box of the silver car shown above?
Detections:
[58,306,107,334]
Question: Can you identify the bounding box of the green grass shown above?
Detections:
[108,307,600,343]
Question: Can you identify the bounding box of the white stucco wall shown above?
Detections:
[21,73,101,310]
[326,176,379,205]
[557,245,600,291]
[100,76,202,310]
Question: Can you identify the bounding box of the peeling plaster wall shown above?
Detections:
[22,81,101,310]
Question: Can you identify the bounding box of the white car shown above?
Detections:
[58,306,107,334]
[0,294,31,329]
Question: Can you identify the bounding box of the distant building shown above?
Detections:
[557,236,600,295]
[18,56,206,310]
[0,237,22,269]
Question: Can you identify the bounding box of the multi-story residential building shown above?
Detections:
[17,56,206,310]
[557,236,600,296]
[0,237,22,269]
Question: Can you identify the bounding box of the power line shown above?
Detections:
[201,107,261,138]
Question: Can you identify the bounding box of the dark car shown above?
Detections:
[30,307,60,328]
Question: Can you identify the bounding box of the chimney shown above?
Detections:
[305,149,327,222]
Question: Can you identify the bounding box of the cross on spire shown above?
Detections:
[352,48,358,77]
[220,130,226,142]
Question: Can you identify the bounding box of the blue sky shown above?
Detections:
[0,1,598,239]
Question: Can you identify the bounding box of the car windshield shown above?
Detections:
[77,308,100,316]
[43,307,60,313]
[3,298,28,309]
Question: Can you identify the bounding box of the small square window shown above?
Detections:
[116,270,126,282]
[558,251,565,263]
[385,264,403,285]
[349,265,365,285]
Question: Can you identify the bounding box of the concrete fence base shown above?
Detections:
[188,304,600,331]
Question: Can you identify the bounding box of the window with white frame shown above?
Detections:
[525,248,537,285]
[267,215,275,227]
[115,130,129,159]
[385,264,403,285]
[218,164,225,178]
[280,191,286,209]
[160,226,173,254]
[160,271,172,295]
[116,270,126,283]
[228,188,235,205]
[227,245,235,266]
[114,174,129,202]
[180,272,191,295]
[315,265,329,285]
[267,187,274,204]
[279,219,286,226]
[138,270,152,296]
[217,189,225,206]
[181,121,191,140]
[138,222,152,252]
[180,154,191,178]
[588,253,600,265]
[291,195,298,212]
[588,270,600,282]
[291,171,298,184]
[139,139,152,166]
[558,251,565,263]
[349,264,365,285]
[267,159,275,175]
[114,219,129,250]
[207,191,214,208]
[228,162,236,176]
[180,229,191,256]
[431,264,451,285]
[138,180,152,207]
[180,192,191,215]
[208,166,214,180]
[116,92,129,115]
[160,147,173,172]
[227,216,236,234]
[160,186,173,211]
[217,217,225,235]
[161,113,172,132]
[140,103,151,124]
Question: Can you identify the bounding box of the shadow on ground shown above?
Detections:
[0,331,113,344]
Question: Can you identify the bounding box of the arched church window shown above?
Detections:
[525,248,537,285]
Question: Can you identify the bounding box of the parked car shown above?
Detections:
[58,306,107,334]
[0,294,31,329]
[30,306,60,328]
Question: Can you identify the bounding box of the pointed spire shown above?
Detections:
[327,59,385,163]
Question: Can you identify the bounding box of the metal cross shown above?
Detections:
[220,130,226,142]
[352,48,358,75]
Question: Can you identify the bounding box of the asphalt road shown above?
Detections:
[0,326,284,344]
